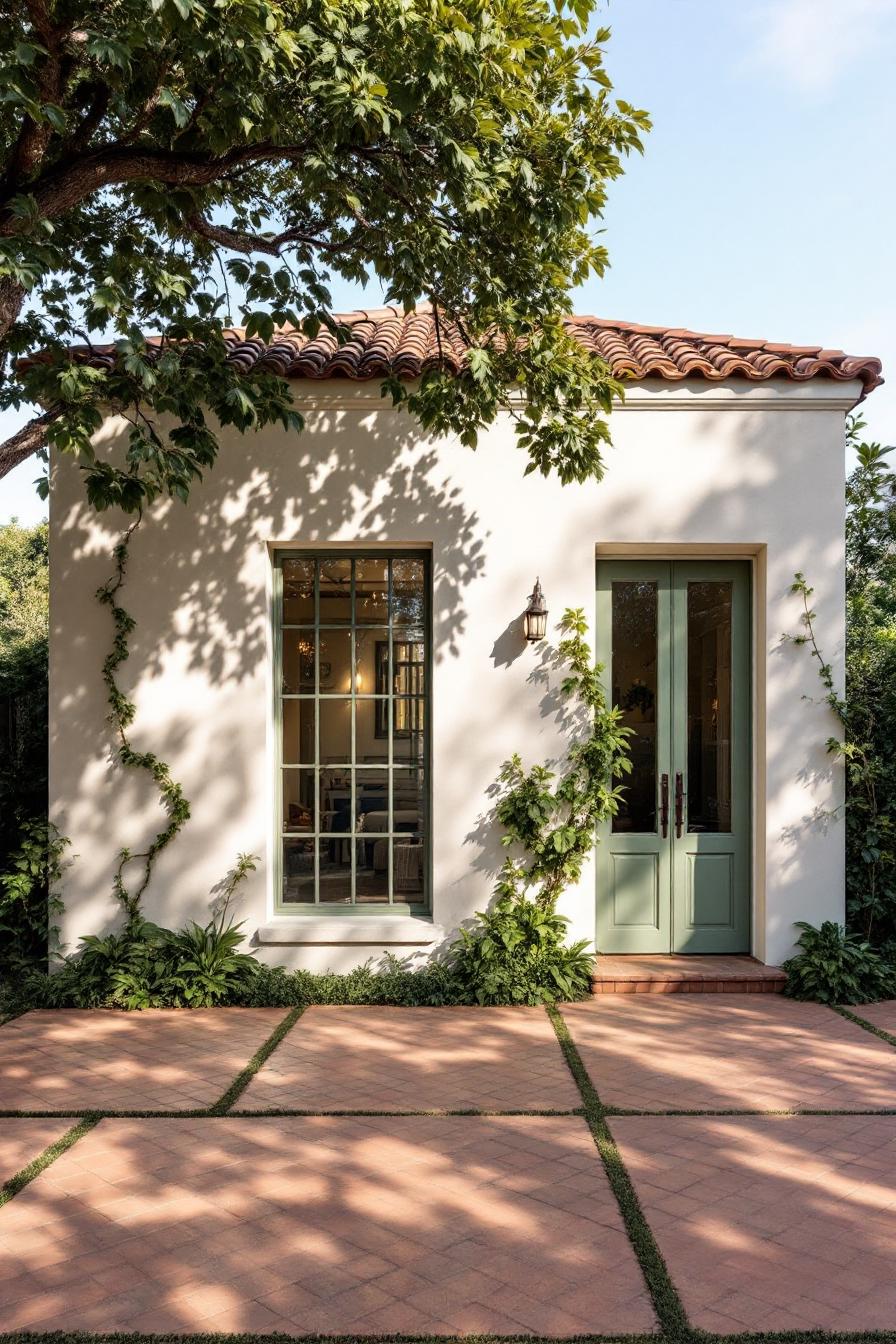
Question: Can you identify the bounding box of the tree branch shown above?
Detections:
[0,404,63,479]
[67,82,111,154]
[185,211,364,258]
[0,141,313,234]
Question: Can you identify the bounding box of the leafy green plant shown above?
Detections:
[495,607,632,908]
[0,522,48,880]
[448,607,631,1004]
[449,871,593,1005]
[782,920,896,1005]
[70,918,170,1009]
[232,955,464,1009]
[157,918,259,1008]
[6,851,261,1010]
[0,818,68,971]
[4,949,468,1015]
[97,521,191,926]
[146,851,262,1008]
[843,424,896,943]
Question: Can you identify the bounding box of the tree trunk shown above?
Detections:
[0,406,61,480]
[0,276,24,344]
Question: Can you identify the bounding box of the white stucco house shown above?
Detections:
[48,308,883,973]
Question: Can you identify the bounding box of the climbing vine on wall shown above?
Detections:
[96,517,190,924]
[493,606,634,909]
[450,608,633,1004]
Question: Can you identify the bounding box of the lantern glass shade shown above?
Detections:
[523,579,548,642]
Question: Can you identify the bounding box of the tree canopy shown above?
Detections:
[0,0,648,511]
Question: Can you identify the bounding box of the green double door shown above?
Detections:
[596,560,751,954]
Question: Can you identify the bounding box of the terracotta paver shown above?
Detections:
[239,1005,581,1112]
[850,1000,896,1037]
[0,1114,655,1335]
[0,1009,286,1112]
[612,1114,896,1333]
[561,994,896,1111]
[0,1119,74,1185]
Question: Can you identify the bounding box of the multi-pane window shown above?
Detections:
[277,552,429,909]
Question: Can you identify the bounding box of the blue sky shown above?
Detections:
[2,0,894,525]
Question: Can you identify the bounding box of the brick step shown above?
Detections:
[591,954,787,995]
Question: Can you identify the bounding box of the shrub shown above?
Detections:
[0,818,68,972]
[4,947,468,1014]
[232,955,465,1009]
[5,912,262,1011]
[1,853,263,1012]
[782,920,896,1005]
[843,430,896,945]
[449,871,594,1005]
[0,523,49,875]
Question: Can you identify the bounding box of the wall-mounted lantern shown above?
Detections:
[523,578,548,643]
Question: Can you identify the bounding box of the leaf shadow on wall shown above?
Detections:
[52,401,487,932]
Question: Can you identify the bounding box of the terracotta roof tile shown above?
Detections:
[32,305,883,400]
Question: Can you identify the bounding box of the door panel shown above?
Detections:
[687,853,733,926]
[611,853,661,930]
[596,559,751,954]
[671,561,750,952]
[596,562,672,954]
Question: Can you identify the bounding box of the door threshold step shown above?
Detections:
[591,954,786,995]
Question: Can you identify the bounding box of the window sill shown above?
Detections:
[256,915,444,946]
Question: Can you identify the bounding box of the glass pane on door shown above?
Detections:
[611,581,658,833]
[687,581,732,832]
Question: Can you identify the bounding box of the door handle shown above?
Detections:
[660,773,669,838]
[675,772,684,838]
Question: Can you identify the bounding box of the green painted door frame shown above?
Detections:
[596,559,751,954]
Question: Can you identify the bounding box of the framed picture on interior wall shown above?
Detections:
[375,639,424,737]
[300,657,333,689]
[375,641,389,735]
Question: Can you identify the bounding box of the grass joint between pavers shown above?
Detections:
[546,1003,691,1343]
[833,1003,896,1051]
[0,1105,586,1119]
[0,1114,101,1209]
[4,1320,896,1343]
[209,1004,305,1114]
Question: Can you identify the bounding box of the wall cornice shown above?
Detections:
[289,378,864,415]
